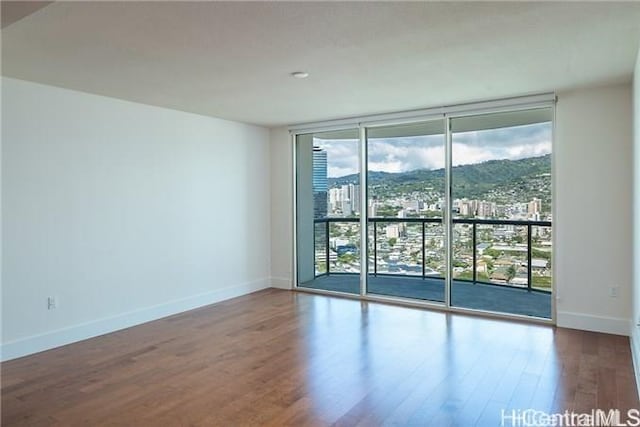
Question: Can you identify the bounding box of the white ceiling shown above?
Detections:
[1,1,52,29]
[2,2,640,127]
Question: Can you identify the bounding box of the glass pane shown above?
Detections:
[365,120,446,303]
[296,129,360,294]
[451,223,473,280]
[314,222,327,275]
[450,108,553,318]
[531,225,553,292]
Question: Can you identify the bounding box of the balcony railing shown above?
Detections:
[313,217,552,293]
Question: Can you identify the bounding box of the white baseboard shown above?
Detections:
[270,276,292,289]
[632,325,640,399]
[1,278,271,362]
[556,311,630,336]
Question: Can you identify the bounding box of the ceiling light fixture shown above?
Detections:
[291,71,309,79]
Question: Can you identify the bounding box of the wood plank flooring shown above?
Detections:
[2,289,638,426]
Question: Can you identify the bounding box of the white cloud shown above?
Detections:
[328,165,358,177]
[504,141,551,159]
[368,142,445,172]
[314,122,552,177]
[451,144,496,166]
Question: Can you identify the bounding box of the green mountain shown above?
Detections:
[328,154,551,206]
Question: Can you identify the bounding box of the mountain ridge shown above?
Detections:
[328,154,551,204]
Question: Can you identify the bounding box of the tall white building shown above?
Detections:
[368,200,378,217]
[528,198,542,218]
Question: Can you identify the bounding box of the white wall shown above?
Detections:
[632,48,640,389]
[269,127,293,289]
[555,83,633,335]
[1,78,271,360]
[271,83,635,336]
[1,76,4,352]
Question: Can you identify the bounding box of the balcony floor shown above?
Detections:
[300,274,551,318]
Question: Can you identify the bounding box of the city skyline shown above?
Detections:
[307,122,553,295]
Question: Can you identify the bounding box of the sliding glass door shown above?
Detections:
[296,129,361,294]
[449,109,553,318]
[295,102,553,320]
[365,121,447,302]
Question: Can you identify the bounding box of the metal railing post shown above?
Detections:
[422,220,426,279]
[472,223,477,283]
[527,224,532,292]
[373,219,378,276]
[325,220,330,275]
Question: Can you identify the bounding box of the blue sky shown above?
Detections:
[315,122,552,177]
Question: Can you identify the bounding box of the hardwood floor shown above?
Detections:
[2,289,638,426]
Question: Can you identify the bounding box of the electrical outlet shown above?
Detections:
[608,286,618,298]
[47,296,56,310]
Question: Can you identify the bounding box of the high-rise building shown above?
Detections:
[313,147,328,218]
[368,200,378,218]
[351,184,361,214]
[328,188,341,212]
[477,201,496,218]
[341,200,353,216]
[340,184,350,202]
[332,183,361,216]
[528,198,542,218]
[459,199,472,216]
[312,147,328,192]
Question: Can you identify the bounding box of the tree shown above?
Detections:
[388,237,397,247]
[330,223,340,235]
[485,259,494,271]
[532,248,551,260]
[316,261,327,274]
[484,248,501,259]
[453,259,469,268]
[506,265,517,282]
[338,253,356,264]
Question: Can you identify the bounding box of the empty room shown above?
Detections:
[2,1,640,426]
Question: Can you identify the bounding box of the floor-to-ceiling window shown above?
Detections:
[449,109,553,318]
[296,129,361,295]
[294,96,554,320]
[365,121,447,302]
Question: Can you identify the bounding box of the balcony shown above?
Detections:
[300,217,552,319]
